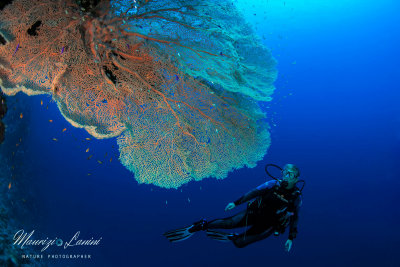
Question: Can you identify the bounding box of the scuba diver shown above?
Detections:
[0,90,7,144]
[164,164,304,251]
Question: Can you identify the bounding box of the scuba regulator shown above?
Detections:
[264,164,305,193]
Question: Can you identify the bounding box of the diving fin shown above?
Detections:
[164,220,207,243]
[163,225,195,243]
[206,230,237,242]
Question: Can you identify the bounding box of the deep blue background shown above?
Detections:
[5,0,399,266]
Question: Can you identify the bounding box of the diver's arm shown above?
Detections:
[288,195,302,240]
[233,180,277,206]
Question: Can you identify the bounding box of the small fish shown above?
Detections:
[13,43,19,56]
[109,157,112,162]
[49,119,53,123]
[61,47,65,54]
[188,198,190,203]
[46,105,49,110]
[174,75,179,81]
[15,143,19,147]
[62,128,67,132]
[87,173,92,176]
[85,148,90,153]
[40,100,43,105]
[52,138,58,141]
[86,138,91,141]
[20,113,23,119]
[97,160,103,164]
[19,138,22,142]
[166,200,168,205]
[87,154,93,160]
[8,182,11,189]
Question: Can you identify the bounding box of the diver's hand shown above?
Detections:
[285,239,293,252]
[225,202,236,211]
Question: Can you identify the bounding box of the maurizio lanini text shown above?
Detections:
[13,230,102,252]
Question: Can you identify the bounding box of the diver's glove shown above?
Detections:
[225,202,236,211]
[285,239,293,252]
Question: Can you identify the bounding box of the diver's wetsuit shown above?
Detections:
[206,180,302,248]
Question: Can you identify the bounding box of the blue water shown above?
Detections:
[5,0,400,266]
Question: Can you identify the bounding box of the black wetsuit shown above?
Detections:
[206,180,302,248]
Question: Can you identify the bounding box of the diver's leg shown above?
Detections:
[231,226,274,248]
[206,209,248,229]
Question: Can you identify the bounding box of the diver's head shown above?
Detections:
[281,164,300,189]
